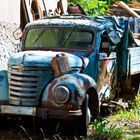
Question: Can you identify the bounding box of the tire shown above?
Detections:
[88,90,99,121]
[137,83,140,94]
[132,75,140,95]
[135,82,140,95]
[79,94,91,137]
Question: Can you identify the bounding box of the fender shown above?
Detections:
[42,73,97,110]
[0,70,8,104]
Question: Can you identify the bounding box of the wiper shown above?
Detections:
[32,28,46,47]
[62,24,76,48]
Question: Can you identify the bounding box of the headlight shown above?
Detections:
[53,86,70,104]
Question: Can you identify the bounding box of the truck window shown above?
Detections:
[24,27,94,50]
[99,33,111,55]
[64,31,93,50]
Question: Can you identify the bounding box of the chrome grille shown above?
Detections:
[8,65,50,106]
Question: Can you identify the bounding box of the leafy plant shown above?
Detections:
[113,94,140,121]
[89,94,140,139]
[90,119,123,138]
[134,93,140,107]
[68,0,109,16]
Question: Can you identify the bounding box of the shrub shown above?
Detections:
[90,119,123,139]
[68,0,109,16]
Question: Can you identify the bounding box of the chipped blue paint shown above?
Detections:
[8,51,84,68]
[0,15,139,119]
[0,70,8,101]
[27,16,105,31]
[42,73,96,109]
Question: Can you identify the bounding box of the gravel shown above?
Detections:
[0,21,20,70]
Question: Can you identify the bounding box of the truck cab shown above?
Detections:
[0,15,140,137]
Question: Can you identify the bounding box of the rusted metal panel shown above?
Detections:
[47,109,82,120]
[128,47,140,75]
[98,52,117,101]
[42,73,97,110]
[0,105,36,116]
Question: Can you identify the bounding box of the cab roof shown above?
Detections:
[25,15,114,31]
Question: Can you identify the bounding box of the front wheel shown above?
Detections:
[132,74,140,96]
[79,94,91,137]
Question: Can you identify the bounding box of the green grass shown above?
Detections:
[90,94,140,139]
[109,94,140,122]
[90,119,123,139]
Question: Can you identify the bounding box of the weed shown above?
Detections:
[89,94,140,139]
[112,94,140,122]
[90,119,123,139]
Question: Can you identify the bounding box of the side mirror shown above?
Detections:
[13,28,22,40]
[108,30,121,45]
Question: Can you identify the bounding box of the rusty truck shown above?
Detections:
[0,0,140,137]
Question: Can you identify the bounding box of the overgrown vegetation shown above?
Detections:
[90,94,140,139]
[68,0,109,16]
[90,119,123,139]
[109,94,140,123]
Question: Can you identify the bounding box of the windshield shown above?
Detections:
[25,27,94,50]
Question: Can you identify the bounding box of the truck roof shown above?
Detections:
[25,15,114,31]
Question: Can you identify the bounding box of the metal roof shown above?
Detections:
[25,15,114,31]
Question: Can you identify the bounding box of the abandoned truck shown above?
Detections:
[0,15,140,136]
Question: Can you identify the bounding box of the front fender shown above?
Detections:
[0,70,8,103]
[42,73,97,110]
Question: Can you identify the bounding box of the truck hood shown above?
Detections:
[8,51,88,68]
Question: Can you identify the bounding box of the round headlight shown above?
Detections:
[53,86,70,104]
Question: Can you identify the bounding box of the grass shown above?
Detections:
[109,93,140,123]
[89,94,140,139]
[90,119,123,139]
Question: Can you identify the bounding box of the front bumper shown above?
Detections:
[0,105,82,120]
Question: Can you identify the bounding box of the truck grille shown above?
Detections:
[8,65,50,106]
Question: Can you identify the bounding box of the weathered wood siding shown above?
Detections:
[128,47,140,75]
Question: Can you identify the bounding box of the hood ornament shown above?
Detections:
[18,64,25,72]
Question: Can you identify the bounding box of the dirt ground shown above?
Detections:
[0,116,84,140]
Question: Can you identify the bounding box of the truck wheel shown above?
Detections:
[132,75,140,95]
[79,94,91,137]
[136,83,140,94]
[88,90,99,120]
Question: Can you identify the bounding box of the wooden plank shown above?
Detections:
[130,8,140,12]
[131,0,140,8]
[133,33,140,39]
[128,47,140,75]
[115,1,140,18]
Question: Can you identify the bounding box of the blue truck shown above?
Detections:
[0,14,140,136]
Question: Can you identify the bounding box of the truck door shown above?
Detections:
[98,34,117,102]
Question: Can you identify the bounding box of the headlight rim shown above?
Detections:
[53,85,70,104]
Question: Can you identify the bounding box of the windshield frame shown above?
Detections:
[22,25,96,53]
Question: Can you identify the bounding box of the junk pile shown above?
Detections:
[109,0,140,45]
[109,0,140,18]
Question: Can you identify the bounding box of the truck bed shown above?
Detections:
[128,47,140,75]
